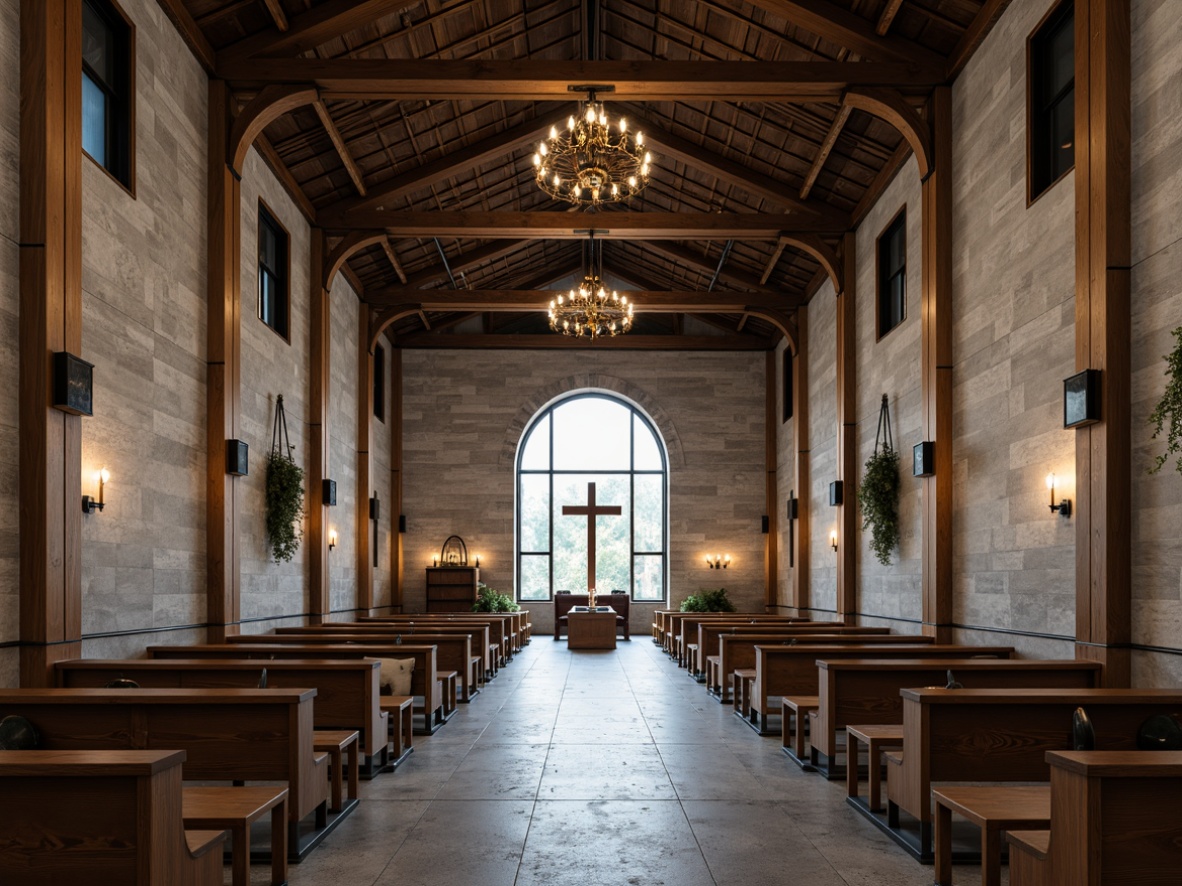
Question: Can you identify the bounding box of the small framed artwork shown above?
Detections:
[1063,369,1101,428]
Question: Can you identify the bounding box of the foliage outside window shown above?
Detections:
[82,0,133,189]
[258,203,290,339]
[516,393,667,603]
[1029,0,1075,201]
[877,211,906,339]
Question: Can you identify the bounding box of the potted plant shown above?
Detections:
[265,395,305,563]
[473,586,519,613]
[858,395,901,566]
[679,588,736,612]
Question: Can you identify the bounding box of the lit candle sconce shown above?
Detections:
[328,529,338,551]
[432,555,439,567]
[474,554,481,568]
[82,467,110,515]
[829,530,838,552]
[705,554,730,570]
[1045,473,1072,518]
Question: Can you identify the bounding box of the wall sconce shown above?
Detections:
[328,529,338,550]
[705,554,730,569]
[829,530,838,551]
[82,467,110,514]
[322,479,337,507]
[1046,473,1072,518]
[474,554,482,568]
[829,481,844,506]
[432,555,439,567]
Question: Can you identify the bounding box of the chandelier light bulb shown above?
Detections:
[619,117,627,132]
[637,131,644,146]
[586,106,596,123]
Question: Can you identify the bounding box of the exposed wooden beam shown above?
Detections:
[260,0,289,31]
[875,0,905,35]
[745,0,943,67]
[393,333,775,350]
[364,289,803,310]
[219,59,947,100]
[356,299,374,614]
[946,0,1016,81]
[843,87,932,179]
[765,351,778,608]
[381,238,408,284]
[228,84,318,175]
[403,239,528,289]
[760,241,788,285]
[617,104,847,224]
[320,105,571,220]
[800,103,852,200]
[791,304,810,613]
[313,100,367,196]
[644,240,787,295]
[851,140,912,228]
[254,133,316,224]
[309,230,331,624]
[154,0,217,75]
[835,232,857,624]
[333,210,845,239]
[220,0,420,63]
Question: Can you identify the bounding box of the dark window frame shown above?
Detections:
[81,0,135,195]
[782,348,793,423]
[876,207,907,341]
[373,344,386,423]
[1027,0,1075,205]
[257,200,291,342]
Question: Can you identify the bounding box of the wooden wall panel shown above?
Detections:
[765,351,778,609]
[792,306,810,614]
[309,231,331,622]
[836,233,857,624]
[356,301,374,615]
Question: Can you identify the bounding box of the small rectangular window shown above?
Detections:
[258,203,289,340]
[1029,0,1074,202]
[877,210,906,339]
[374,344,386,423]
[782,350,793,423]
[82,0,134,191]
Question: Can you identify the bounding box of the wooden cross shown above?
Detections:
[562,482,622,593]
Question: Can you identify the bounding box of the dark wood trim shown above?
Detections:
[921,86,954,644]
[152,0,216,75]
[835,233,857,625]
[19,0,85,685]
[364,289,817,311]
[874,205,908,343]
[356,300,374,616]
[391,333,777,350]
[843,88,933,180]
[256,196,292,345]
[765,351,778,609]
[255,134,316,224]
[308,229,331,624]
[792,307,810,614]
[1073,0,1131,686]
[391,346,404,609]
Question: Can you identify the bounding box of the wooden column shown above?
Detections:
[356,301,374,616]
[19,0,84,685]
[765,351,778,609]
[391,346,404,609]
[1074,0,1131,686]
[206,80,242,643]
[309,231,331,623]
[792,306,811,615]
[921,85,954,643]
[835,233,857,624]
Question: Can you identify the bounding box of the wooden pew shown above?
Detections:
[696,623,883,682]
[317,618,495,678]
[1005,751,1182,886]
[652,609,677,643]
[0,749,227,886]
[150,643,443,734]
[227,632,475,714]
[55,657,388,776]
[361,615,507,672]
[710,633,937,702]
[680,617,841,671]
[0,688,332,860]
[661,611,779,657]
[750,645,1015,735]
[810,658,1105,775]
[881,688,1182,861]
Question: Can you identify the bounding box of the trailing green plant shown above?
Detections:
[265,395,304,563]
[858,394,901,566]
[473,586,519,613]
[679,588,736,613]
[1148,326,1182,476]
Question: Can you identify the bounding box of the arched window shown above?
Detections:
[517,393,667,602]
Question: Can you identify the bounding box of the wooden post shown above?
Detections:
[835,233,857,624]
[391,346,404,609]
[792,306,811,615]
[765,351,778,610]
[356,301,374,616]
[1073,0,1131,686]
[921,85,954,643]
[205,80,242,643]
[19,0,84,684]
[309,231,331,623]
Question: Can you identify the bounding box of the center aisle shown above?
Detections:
[285,637,940,886]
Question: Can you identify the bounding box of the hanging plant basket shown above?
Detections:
[857,394,901,566]
[265,395,305,563]
[1149,326,1182,476]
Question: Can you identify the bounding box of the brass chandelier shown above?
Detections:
[532,93,652,206]
[548,234,634,341]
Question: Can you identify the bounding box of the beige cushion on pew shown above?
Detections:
[378,658,415,696]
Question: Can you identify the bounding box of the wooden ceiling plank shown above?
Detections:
[402,239,527,289]
[800,102,852,199]
[153,0,217,75]
[363,289,803,310]
[313,99,367,196]
[875,0,905,35]
[333,210,846,239]
[321,105,571,221]
[219,0,422,63]
[260,0,289,32]
[218,59,946,99]
[643,240,792,296]
[381,238,408,284]
[745,0,943,66]
[393,333,774,350]
[760,241,788,285]
[945,0,1016,80]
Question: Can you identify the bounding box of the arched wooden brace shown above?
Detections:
[229,84,319,175]
[783,234,842,298]
[842,87,933,181]
[744,306,798,352]
[324,231,386,291]
[368,304,421,353]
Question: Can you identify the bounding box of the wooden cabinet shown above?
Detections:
[425,567,479,613]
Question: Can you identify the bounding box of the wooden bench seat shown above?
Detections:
[0,749,228,886]
[732,668,757,718]
[378,695,415,769]
[780,695,819,764]
[313,729,360,813]
[846,725,904,814]
[183,785,289,886]
[933,785,1050,886]
[1005,830,1050,886]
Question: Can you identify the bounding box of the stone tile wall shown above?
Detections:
[807,281,838,617]
[328,280,359,615]
[401,349,766,637]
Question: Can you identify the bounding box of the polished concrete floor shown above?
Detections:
[268,637,989,886]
